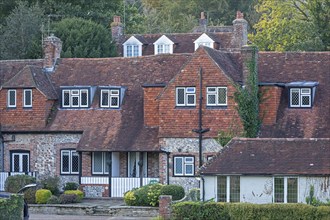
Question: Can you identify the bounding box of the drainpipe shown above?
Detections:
[166,151,170,185]
[0,124,4,172]
[201,176,205,201]
[78,152,82,185]
[108,152,112,197]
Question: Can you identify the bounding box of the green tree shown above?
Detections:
[0,1,44,60]
[251,0,328,51]
[53,17,116,58]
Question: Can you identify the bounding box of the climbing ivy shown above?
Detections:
[234,46,261,138]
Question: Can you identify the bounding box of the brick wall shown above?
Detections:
[158,48,243,138]
[259,86,283,125]
[143,87,163,127]
[0,88,54,129]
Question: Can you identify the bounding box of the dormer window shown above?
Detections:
[176,87,196,107]
[100,89,120,108]
[286,81,318,108]
[7,89,16,108]
[194,33,214,51]
[62,88,90,108]
[123,36,143,57]
[154,35,174,55]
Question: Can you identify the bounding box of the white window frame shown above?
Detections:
[207,87,227,106]
[273,177,299,203]
[126,45,140,57]
[23,89,32,108]
[176,87,196,107]
[100,89,120,108]
[61,150,79,174]
[156,44,170,54]
[7,89,16,108]
[92,152,110,175]
[290,88,311,108]
[173,156,194,176]
[11,152,29,172]
[62,89,89,108]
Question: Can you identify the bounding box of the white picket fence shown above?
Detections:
[0,172,37,191]
[81,176,159,197]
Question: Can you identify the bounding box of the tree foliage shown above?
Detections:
[53,17,116,58]
[251,0,329,51]
[0,1,44,59]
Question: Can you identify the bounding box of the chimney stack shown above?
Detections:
[199,12,208,32]
[232,11,248,48]
[111,16,123,42]
[43,34,62,72]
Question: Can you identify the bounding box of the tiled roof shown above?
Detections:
[47,54,191,151]
[120,32,234,56]
[258,52,330,138]
[1,65,57,99]
[201,138,330,175]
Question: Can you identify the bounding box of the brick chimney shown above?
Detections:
[43,34,62,72]
[199,12,208,28]
[241,45,258,86]
[232,11,248,48]
[111,16,123,42]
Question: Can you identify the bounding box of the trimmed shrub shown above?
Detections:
[124,184,165,207]
[40,176,60,196]
[172,202,330,220]
[63,182,79,191]
[4,175,36,193]
[64,190,84,202]
[134,186,150,206]
[59,194,77,204]
[35,189,52,204]
[160,184,185,201]
[147,183,163,206]
[124,190,137,206]
[0,194,24,220]
[47,195,60,204]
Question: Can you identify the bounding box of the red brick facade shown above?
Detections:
[0,88,54,130]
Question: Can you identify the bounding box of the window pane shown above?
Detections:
[133,45,139,56]
[8,90,16,106]
[101,90,109,107]
[157,45,163,54]
[72,96,79,106]
[230,176,240,202]
[208,94,216,105]
[13,154,20,172]
[127,46,132,57]
[72,152,79,173]
[93,152,103,173]
[22,154,29,172]
[287,178,298,203]
[164,45,170,53]
[105,153,110,173]
[111,96,119,107]
[24,90,32,106]
[301,95,310,106]
[291,89,300,106]
[63,91,70,106]
[185,164,193,175]
[81,90,88,106]
[187,94,195,105]
[176,88,185,105]
[174,157,183,175]
[274,178,284,203]
[62,152,70,172]
[217,176,227,202]
[218,88,227,105]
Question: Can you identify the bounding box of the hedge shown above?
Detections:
[172,202,330,220]
[0,194,24,220]
[64,190,84,202]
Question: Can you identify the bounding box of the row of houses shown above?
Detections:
[0,12,329,203]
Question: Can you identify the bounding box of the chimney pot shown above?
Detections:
[236,11,244,19]
[201,12,205,19]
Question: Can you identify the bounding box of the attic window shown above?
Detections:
[286,81,318,108]
[7,89,16,108]
[126,45,139,57]
[176,87,196,107]
[100,89,120,108]
[207,87,227,106]
[61,88,90,108]
[194,33,215,51]
[157,44,170,54]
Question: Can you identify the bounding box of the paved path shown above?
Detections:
[30,214,153,220]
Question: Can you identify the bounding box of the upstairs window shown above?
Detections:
[100,89,120,108]
[154,35,174,55]
[23,89,32,108]
[11,151,29,172]
[194,33,215,51]
[7,89,16,108]
[290,88,311,108]
[62,89,89,108]
[176,87,196,107]
[174,156,194,176]
[157,44,170,54]
[207,87,227,106]
[61,150,79,174]
[126,45,139,57]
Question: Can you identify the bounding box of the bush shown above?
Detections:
[124,190,137,206]
[134,186,150,206]
[63,182,79,191]
[24,188,37,204]
[0,194,24,220]
[35,189,52,204]
[40,176,60,196]
[4,175,36,193]
[59,194,77,204]
[172,202,330,220]
[64,190,84,202]
[147,183,163,206]
[124,184,164,207]
[47,195,60,204]
[160,184,185,201]
[187,188,200,201]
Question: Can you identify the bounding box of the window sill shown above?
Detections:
[206,106,228,109]
[175,106,196,109]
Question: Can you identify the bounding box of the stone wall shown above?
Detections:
[160,137,222,193]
